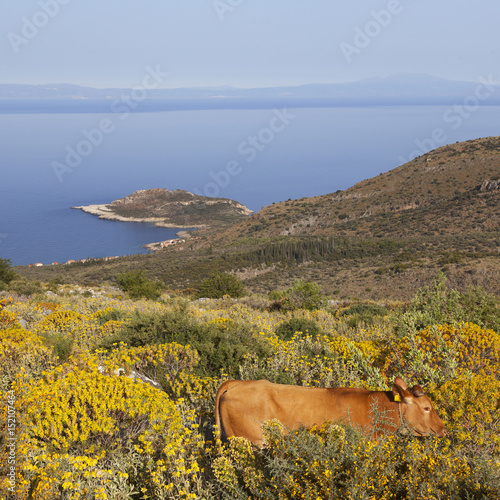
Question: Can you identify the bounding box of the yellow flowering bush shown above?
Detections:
[92,306,116,320]
[99,319,124,338]
[205,317,236,331]
[190,300,278,337]
[4,298,51,331]
[213,422,496,499]
[95,341,200,387]
[240,332,386,389]
[95,340,220,426]
[20,367,178,452]
[0,308,19,330]
[35,309,102,352]
[13,452,135,500]
[1,286,500,498]
[239,333,354,387]
[429,374,500,456]
[0,297,13,308]
[169,371,220,403]
[0,327,54,391]
[168,370,222,427]
[384,322,500,386]
[420,323,500,377]
[213,435,264,493]
[6,365,204,499]
[35,309,85,333]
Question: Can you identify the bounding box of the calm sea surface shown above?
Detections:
[0,100,498,266]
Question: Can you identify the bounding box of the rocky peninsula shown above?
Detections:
[72,188,253,236]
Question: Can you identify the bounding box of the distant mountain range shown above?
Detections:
[1,74,499,108]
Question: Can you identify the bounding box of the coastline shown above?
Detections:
[72,204,202,253]
[71,204,207,229]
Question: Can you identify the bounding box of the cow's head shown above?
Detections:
[392,377,447,437]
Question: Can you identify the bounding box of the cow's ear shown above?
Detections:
[394,376,409,391]
[392,378,412,403]
[411,385,425,398]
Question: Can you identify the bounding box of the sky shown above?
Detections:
[1,0,499,89]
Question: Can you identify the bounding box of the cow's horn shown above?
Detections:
[411,385,425,397]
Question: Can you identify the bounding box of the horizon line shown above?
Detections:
[1,73,496,90]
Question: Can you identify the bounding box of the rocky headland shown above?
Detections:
[72,188,253,230]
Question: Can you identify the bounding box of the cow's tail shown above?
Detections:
[214,380,233,443]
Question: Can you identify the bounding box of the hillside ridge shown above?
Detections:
[217,136,500,242]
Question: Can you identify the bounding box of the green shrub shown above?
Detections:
[340,303,390,328]
[43,332,74,362]
[438,251,463,265]
[47,278,64,292]
[275,317,321,340]
[269,280,324,311]
[458,284,500,332]
[99,303,198,349]
[0,257,17,288]
[0,257,17,290]
[6,277,43,297]
[93,307,126,326]
[116,271,162,300]
[341,303,389,318]
[397,273,500,334]
[99,305,271,377]
[196,272,245,299]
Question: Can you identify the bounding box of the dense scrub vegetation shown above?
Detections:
[16,230,500,301]
[1,274,500,499]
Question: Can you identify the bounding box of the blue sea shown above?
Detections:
[0,99,498,266]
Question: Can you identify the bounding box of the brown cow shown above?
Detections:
[214,377,446,446]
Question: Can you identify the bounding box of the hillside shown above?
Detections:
[73,188,253,228]
[17,137,500,300]
[218,136,500,242]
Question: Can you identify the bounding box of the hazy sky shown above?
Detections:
[1,0,499,88]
